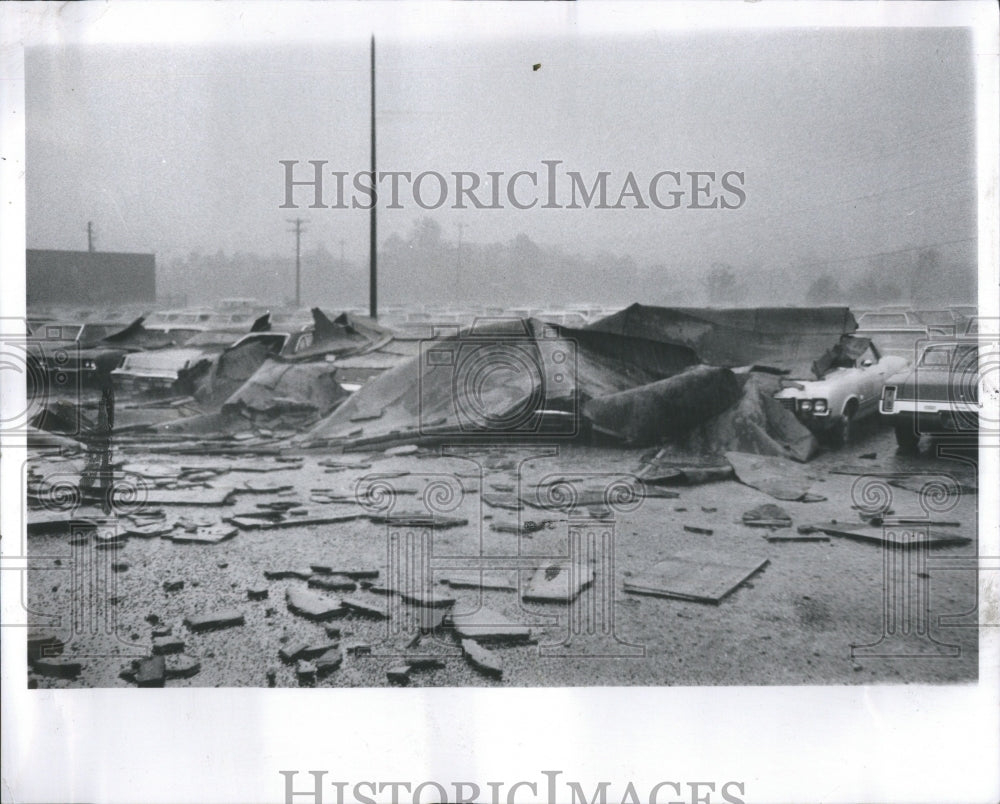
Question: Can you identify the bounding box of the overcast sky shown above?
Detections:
[26,27,976,283]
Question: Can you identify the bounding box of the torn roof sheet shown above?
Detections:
[586,304,858,375]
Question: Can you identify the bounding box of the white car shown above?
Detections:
[773,337,907,445]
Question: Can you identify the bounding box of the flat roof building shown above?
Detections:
[26,249,156,306]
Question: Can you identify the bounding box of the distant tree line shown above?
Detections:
[156,218,975,310]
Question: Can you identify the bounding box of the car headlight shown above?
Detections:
[812,399,827,414]
[799,399,813,413]
[82,359,96,370]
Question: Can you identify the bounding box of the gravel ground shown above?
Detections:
[26,417,979,688]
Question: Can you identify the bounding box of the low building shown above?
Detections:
[26,249,156,306]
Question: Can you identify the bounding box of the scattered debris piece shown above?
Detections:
[93,531,127,549]
[171,524,238,544]
[624,553,769,604]
[369,512,468,529]
[438,572,518,592]
[164,654,201,679]
[346,642,372,656]
[314,647,344,676]
[809,522,972,548]
[152,625,173,638]
[264,568,314,581]
[396,588,456,608]
[121,520,174,538]
[384,444,419,456]
[765,533,830,543]
[286,587,344,620]
[247,585,269,600]
[278,641,310,663]
[387,664,413,685]
[742,503,792,529]
[229,509,364,530]
[295,660,317,683]
[446,607,534,644]
[309,564,380,579]
[858,452,877,460]
[489,519,553,535]
[27,632,65,662]
[184,609,245,632]
[417,607,449,634]
[683,525,714,535]
[163,580,184,592]
[461,639,503,678]
[725,451,817,501]
[31,657,82,679]
[152,636,185,655]
[341,596,388,619]
[308,574,358,592]
[522,561,594,603]
[135,655,166,687]
[118,488,236,506]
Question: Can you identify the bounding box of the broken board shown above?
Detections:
[111,487,236,506]
[624,554,769,604]
[522,561,593,604]
[725,451,813,501]
[446,607,534,644]
[811,521,972,548]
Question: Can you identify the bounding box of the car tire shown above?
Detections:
[829,406,855,448]
[894,418,920,452]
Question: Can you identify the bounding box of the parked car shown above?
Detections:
[880,339,982,450]
[856,311,921,330]
[27,320,137,389]
[773,336,906,445]
[225,329,316,358]
[912,309,958,336]
[144,309,216,331]
[854,326,929,364]
[112,314,271,396]
[112,330,242,395]
[536,311,589,328]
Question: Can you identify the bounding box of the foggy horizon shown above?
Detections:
[25,28,977,308]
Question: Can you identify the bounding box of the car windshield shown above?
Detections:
[919,343,977,367]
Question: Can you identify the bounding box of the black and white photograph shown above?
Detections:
[1,2,998,803]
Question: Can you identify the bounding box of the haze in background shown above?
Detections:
[26,28,976,308]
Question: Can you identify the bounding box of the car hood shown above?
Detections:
[114,348,210,375]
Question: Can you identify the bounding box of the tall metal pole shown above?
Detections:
[87,221,95,253]
[369,34,378,320]
[287,217,306,308]
[455,222,465,301]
